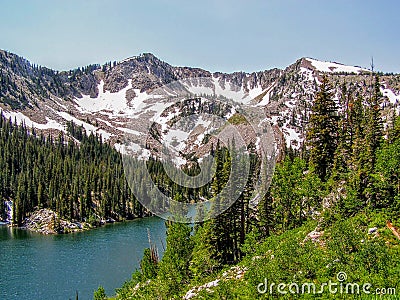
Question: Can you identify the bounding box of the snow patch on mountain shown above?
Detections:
[196,116,212,128]
[75,79,152,117]
[282,127,301,148]
[57,111,112,140]
[144,102,175,120]
[117,127,143,136]
[306,58,368,74]
[212,77,253,103]
[381,86,400,105]
[256,83,276,107]
[163,128,190,151]
[2,111,65,132]
[381,86,400,114]
[182,76,263,104]
[172,156,187,167]
[138,148,151,160]
[247,84,263,101]
[183,81,214,96]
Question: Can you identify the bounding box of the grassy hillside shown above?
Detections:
[105,211,399,299]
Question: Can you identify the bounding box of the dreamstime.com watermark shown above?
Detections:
[257,272,396,296]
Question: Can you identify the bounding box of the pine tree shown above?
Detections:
[140,248,158,280]
[365,75,383,170]
[258,149,276,238]
[306,76,339,181]
[93,286,106,300]
[258,189,274,238]
[156,221,193,298]
[270,157,306,231]
[189,221,220,279]
[331,88,356,180]
[363,75,383,207]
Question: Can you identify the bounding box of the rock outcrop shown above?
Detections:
[22,208,91,234]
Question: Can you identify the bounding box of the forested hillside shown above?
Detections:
[0,114,143,227]
[107,75,400,299]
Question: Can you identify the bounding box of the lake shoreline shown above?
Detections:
[1,208,153,235]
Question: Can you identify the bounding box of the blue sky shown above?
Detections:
[0,0,399,73]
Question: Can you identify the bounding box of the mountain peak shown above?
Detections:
[118,52,161,65]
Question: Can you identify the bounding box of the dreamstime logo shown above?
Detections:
[121,77,277,223]
[257,271,396,296]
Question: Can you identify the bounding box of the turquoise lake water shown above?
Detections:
[0,217,166,300]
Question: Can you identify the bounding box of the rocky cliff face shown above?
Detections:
[0,50,399,165]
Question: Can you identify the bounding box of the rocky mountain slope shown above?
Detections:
[0,50,399,164]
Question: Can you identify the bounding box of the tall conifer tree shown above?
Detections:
[307,76,339,181]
